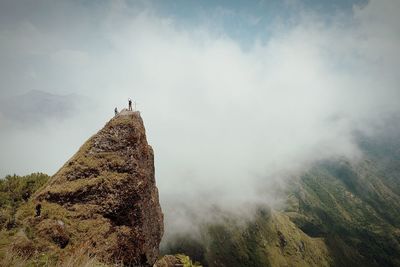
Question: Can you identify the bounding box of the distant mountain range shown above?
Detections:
[0,90,84,127]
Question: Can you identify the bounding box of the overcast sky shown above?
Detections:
[1,0,399,237]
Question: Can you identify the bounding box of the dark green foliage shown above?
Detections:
[0,173,50,230]
[292,154,400,267]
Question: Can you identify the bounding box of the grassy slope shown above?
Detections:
[0,172,194,267]
[0,173,49,229]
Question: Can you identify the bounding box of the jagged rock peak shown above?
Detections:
[34,109,164,266]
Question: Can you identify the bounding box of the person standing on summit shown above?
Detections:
[128,98,132,111]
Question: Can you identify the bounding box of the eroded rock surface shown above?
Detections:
[34,110,163,266]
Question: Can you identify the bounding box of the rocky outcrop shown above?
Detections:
[33,109,163,266]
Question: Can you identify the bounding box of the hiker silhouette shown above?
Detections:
[35,203,42,217]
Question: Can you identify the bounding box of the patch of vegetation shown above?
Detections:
[0,242,107,267]
[0,173,49,230]
[176,254,203,267]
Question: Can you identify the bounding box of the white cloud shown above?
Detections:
[0,0,399,240]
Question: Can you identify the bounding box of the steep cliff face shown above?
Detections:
[30,109,163,265]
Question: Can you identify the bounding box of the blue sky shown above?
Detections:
[126,0,367,46]
[0,0,367,54]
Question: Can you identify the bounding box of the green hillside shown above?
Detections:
[164,122,400,267]
[285,127,400,266]
[287,159,400,266]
